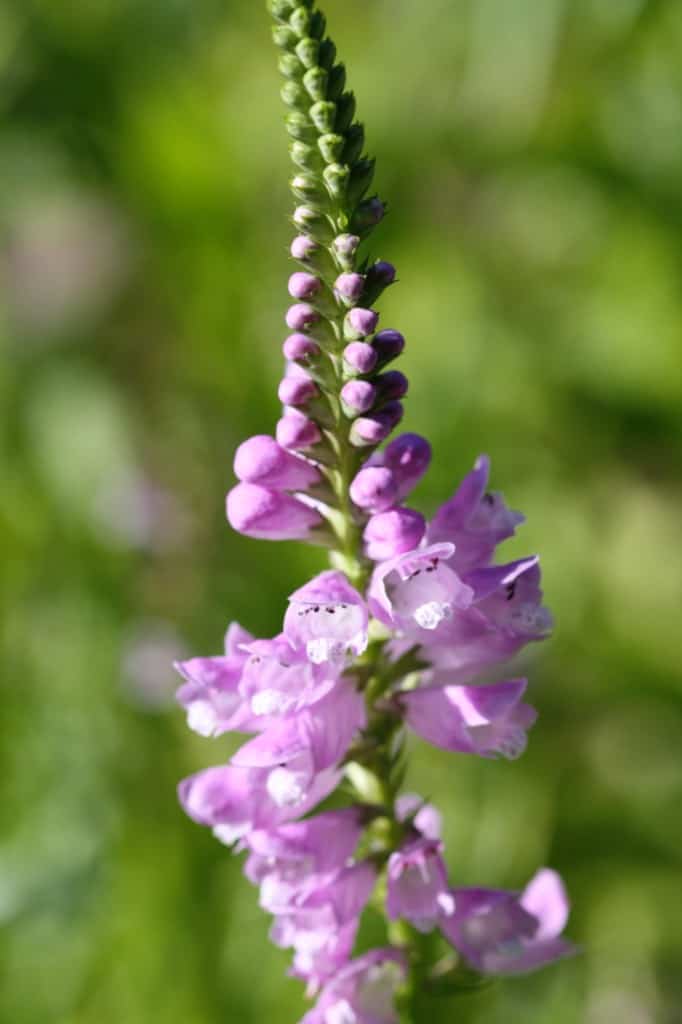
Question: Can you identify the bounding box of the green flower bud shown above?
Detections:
[318,133,345,164]
[327,63,347,101]
[281,80,308,109]
[286,111,317,142]
[293,205,336,243]
[335,92,356,133]
[342,123,365,165]
[317,38,336,70]
[303,66,328,102]
[295,36,320,68]
[289,6,311,38]
[268,0,296,20]
[272,24,298,49]
[278,52,303,79]
[347,157,375,206]
[309,10,326,40]
[323,162,350,198]
[290,140,323,171]
[310,100,337,134]
[291,173,328,204]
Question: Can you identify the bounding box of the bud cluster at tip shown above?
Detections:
[224,0,423,568]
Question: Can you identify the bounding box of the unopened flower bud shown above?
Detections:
[323,162,350,198]
[283,333,320,362]
[291,173,326,203]
[350,466,399,513]
[345,307,379,339]
[276,408,322,450]
[278,375,319,406]
[343,342,378,375]
[351,196,386,235]
[317,37,336,70]
[233,435,320,490]
[281,80,308,109]
[285,302,319,331]
[382,433,432,499]
[290,235,318,261]
[272,24,298,49]
[373,329,405,364]
[292,206,334,241]
[318,133,345,164]
[303,66,327,102]
[288,272,321,300]
[341,379,377,415]
[335,92,356,132]
[347,157,376,206]
[278,52,302,79]
[294,37,319,69]
[327,63,347,100]
[363,507,426,561]
[333,233,360,258]
[375,370,408,402]
[290,140,320,170]
[343,123,365,165]
[269,0,296,20]
[227,483,322,541]
[369,260,397,286]
[350,401,404,446]
[310,100,337,135]
[309,10,326,40]
[334,272,365,305]
[286,111,316,142]
[289,7,311,38]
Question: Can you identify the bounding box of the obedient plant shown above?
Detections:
[177,2,576,1019]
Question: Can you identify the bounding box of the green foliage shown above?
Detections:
[1,1,681,1022]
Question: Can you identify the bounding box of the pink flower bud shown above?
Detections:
[334,272,365,304]
[278,375,319,407]
[341,379,377,414]
[233,435,321,490]
[375,370,408,402]
[343,342,378,375]
[290,235,318,261]
[368,260,397,286]
[381,433,432,500]
[226,483,323,540]
[346,307,379,339]
[276,409,322,450]
[333,233,360,258]
[350,401,404,447]
[286,303,320,331]
[350,466,398,513]
[288,272,321,300]
[363,507,426,561]
[283,333,320,362]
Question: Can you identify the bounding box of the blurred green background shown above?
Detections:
[2,0,682,1021]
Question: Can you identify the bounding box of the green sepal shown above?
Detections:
[272,24,298,49]
[290,140,323,171]
[303,66,328,102]
[327,63,347,100]
[347,157,375,206]
[318,132,345,164]
[278,52,303,79]
[342,123,365,164]
[285,111,317,142]
[280,80,309,109]
[335,91,356,132]
[291,243,338,281]
[317,38,337,70]
[295,36,319,68]
[323,161,350,198]
[289,6,311,38]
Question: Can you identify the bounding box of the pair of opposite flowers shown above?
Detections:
[176,435,575,1024]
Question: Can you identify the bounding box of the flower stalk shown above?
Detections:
[175,3,576,1021]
